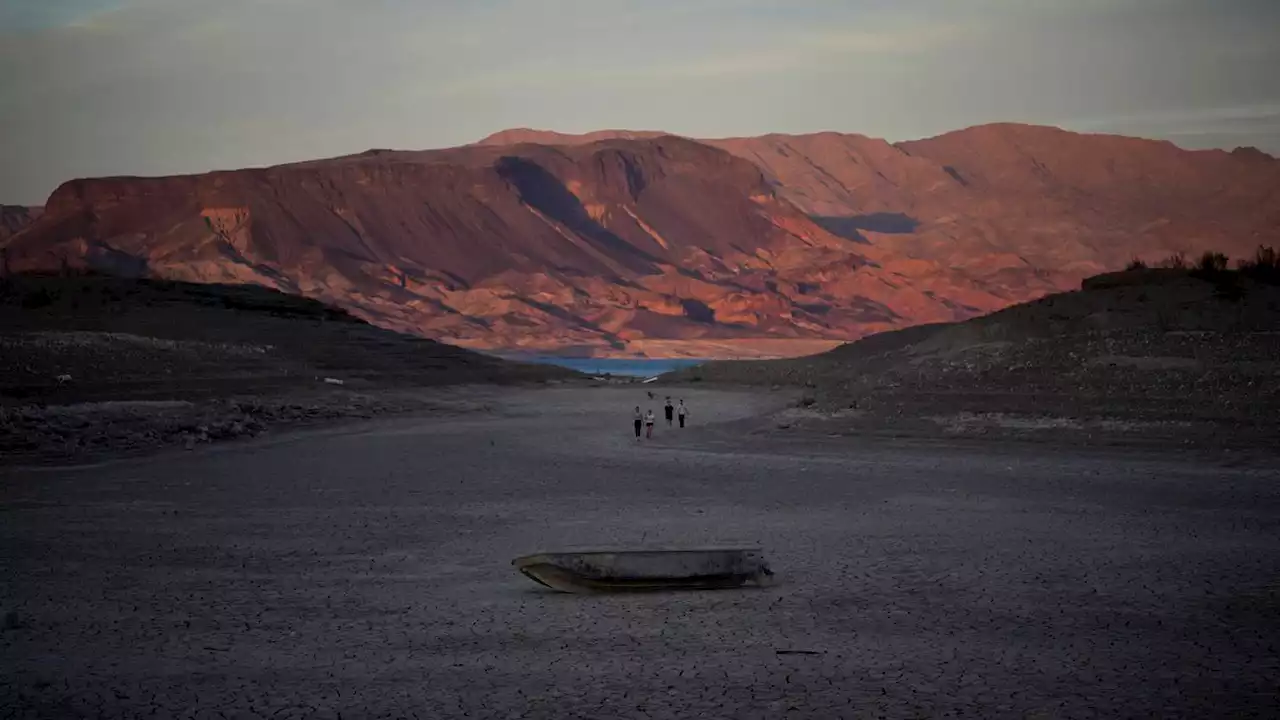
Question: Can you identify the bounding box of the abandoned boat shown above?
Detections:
[512,546,774,593]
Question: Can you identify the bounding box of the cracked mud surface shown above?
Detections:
[3,387,1279,718]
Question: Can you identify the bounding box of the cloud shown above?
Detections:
[431,17,972,95]
[0,0,1277,203]
[667,23,973,78]
[0,0,131,31]
[1068,104,1280,130]
[1059,104,1280,148]
[810,23,973,55]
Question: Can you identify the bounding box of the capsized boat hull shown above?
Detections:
[512,547,774,593]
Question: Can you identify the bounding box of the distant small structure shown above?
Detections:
[56,374,72,385]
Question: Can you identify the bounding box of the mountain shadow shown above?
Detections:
[680,298,716,324]
[810,212,919,242]
[495,156,661,273]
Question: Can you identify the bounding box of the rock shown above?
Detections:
[2,610,23,631]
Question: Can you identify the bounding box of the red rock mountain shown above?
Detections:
[5,125,1279,357]
[0,206,41,242]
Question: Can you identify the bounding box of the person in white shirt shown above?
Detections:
[644,409,656,438]
[677,399,688,428]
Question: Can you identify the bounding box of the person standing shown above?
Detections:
[678,399,688,428]
[645,408,656,439]
[633,406,643,440]
[664,397,674,427]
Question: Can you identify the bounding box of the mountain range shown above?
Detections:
[1,205,41,243]
[3,124,1278,357]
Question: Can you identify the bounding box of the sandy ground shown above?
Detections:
[3,386,1279,718]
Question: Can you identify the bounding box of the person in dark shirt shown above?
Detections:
[633,406,643,440]
[664,397,674,426]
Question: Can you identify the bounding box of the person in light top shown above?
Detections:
[677,399,688,428]
[644,409,656,438]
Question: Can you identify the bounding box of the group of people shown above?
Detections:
[633,396,688,439]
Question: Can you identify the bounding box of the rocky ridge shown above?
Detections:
[5,124,1278,357]
[671,266,1280,449]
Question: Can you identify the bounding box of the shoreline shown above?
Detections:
[462,337,847,361]
[7,382,1276,469]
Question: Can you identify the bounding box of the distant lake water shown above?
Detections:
[502,356,708,378]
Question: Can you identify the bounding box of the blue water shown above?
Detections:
[505,356,708,378]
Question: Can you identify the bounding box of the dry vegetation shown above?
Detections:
[1127,244,1280,281]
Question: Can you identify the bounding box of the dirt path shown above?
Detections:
[3,387,1279,718]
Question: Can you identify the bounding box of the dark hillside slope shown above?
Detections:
[674,267,1280,448]
[0,274,573,462]
[1,274,570,404]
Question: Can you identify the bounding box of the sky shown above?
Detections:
[1,0,1278,204]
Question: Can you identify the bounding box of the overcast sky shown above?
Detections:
[2,0,1278,204]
